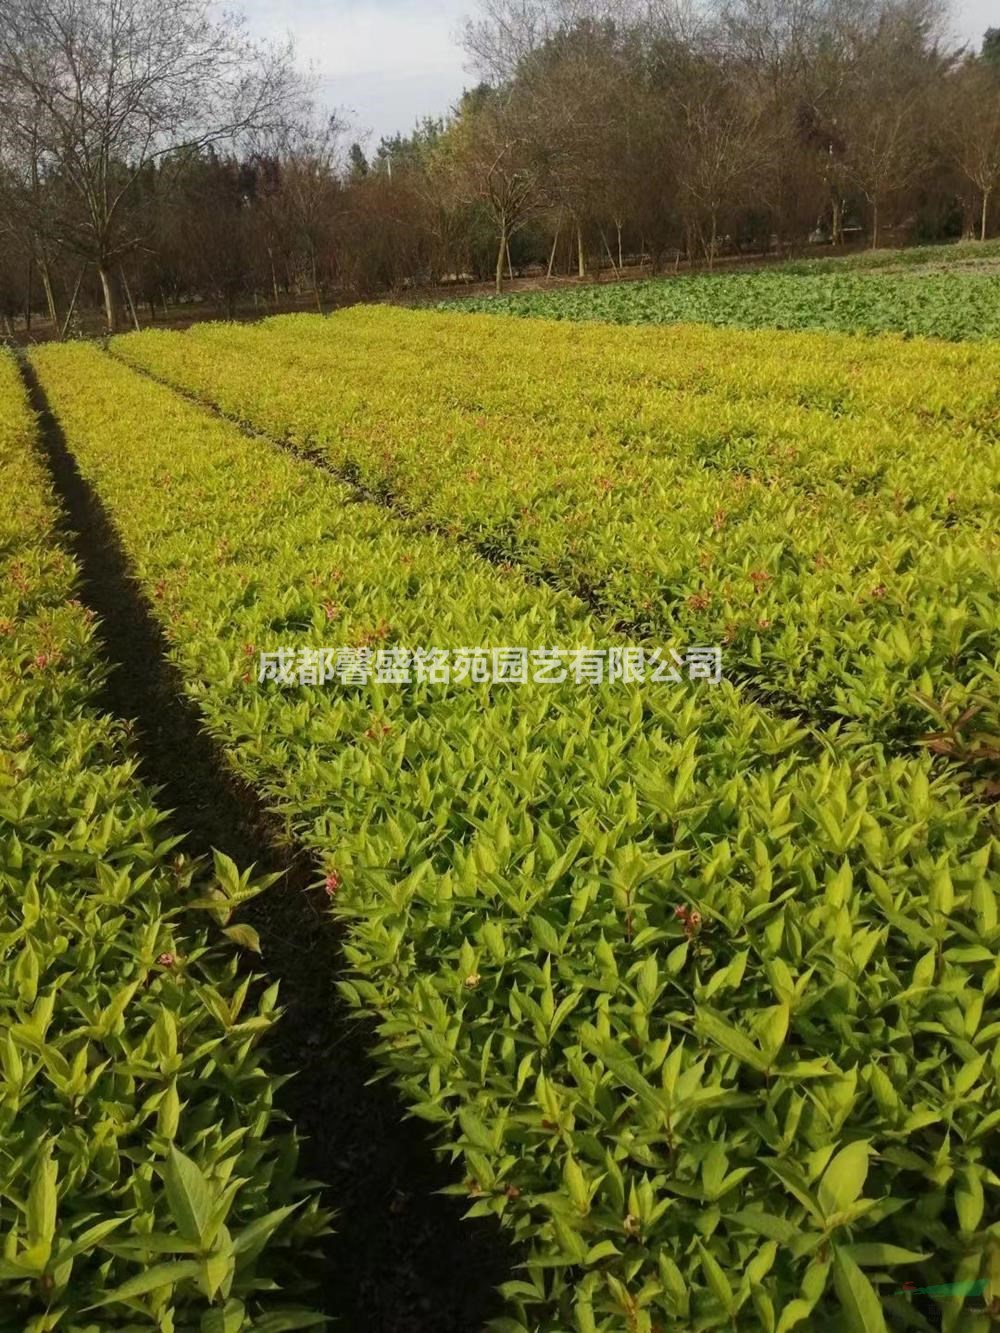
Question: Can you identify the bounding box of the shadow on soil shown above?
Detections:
[19,356,514,1332]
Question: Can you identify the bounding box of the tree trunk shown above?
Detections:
[61,269,86,339]
[311,245,323,313]
[506,243,514,281]
[831,196,843,246]
[495,222,506,294]
[870,198,879,250]
[120,267,141,332]
[37,251,59,326]
[98,265,119,332]
[576,223,585,278]
[600,227,619,276]
[982,189,991,243]
[616,220,623,272]
[24,258,32,332]
[546,222,560,279]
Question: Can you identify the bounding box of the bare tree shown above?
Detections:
[842,94,925,246]
[947,58,1000,240]
[449,87,547,292]
[257,113,347,312]
[0,0,304,329]
[672,64,767,266]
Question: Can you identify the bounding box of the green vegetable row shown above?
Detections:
[112,310,999,768]
[440,268,1000,341]
[751,237,1000,275]
[0,350,328,1332]
[33,341,1000,1333]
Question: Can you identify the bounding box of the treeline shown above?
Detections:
[1,0,999,332]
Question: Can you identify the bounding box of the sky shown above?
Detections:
[240,0,997,149]
[240,0,473,148]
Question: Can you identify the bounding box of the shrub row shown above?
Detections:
[32,342,1000,1332]
[0,350,328,1332]
[112,311,999,771]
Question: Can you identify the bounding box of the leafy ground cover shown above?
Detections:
[30,341,1000,1333]
[778,239,1000,275]
[112,310,1000,775]
[0,349,328,1330]
[440,270,1000,340]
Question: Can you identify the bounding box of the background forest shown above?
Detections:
[1,0,999,332]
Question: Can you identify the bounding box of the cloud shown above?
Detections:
[952,0,995,48]
[238,0,474,142]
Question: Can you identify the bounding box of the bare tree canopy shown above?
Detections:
[0,0,305,327]
[0,0,997,332]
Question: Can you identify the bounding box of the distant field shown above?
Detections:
[442,258,1000,340]
[112,307,1000,766]
[779,238,1000,274]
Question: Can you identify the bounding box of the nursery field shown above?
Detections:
[4,302,999,1332]
[443,266,1000,340]
[114,308,999,773]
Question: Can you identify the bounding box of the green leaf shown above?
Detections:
[696,1009,769,1073]
[833,1246,888,1333]
[657,1251,689,1316]
[223,922,262,953]
[231,1204,300,1258]
[698,1239,736,1316]
[818,1141,870,1218]
[212,849,243,898]
[85,1259,201,1308]
[764,1159,823,1223]
[955,1167,984,1233]
[56,1215,127,1263]
[584,1239,620,1265]
[201,1300,247,1333]
[163,1146,214,1247]
[563,1156,589,1212]
[728,1209,799,1243]
[842,1244,929,1267]
[200,1236,235,1301]
[458,1107,496,1153]
[579,1025,665,1118]
[26,1140,58,1260]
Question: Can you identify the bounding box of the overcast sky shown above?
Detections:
[240,0,997,148]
